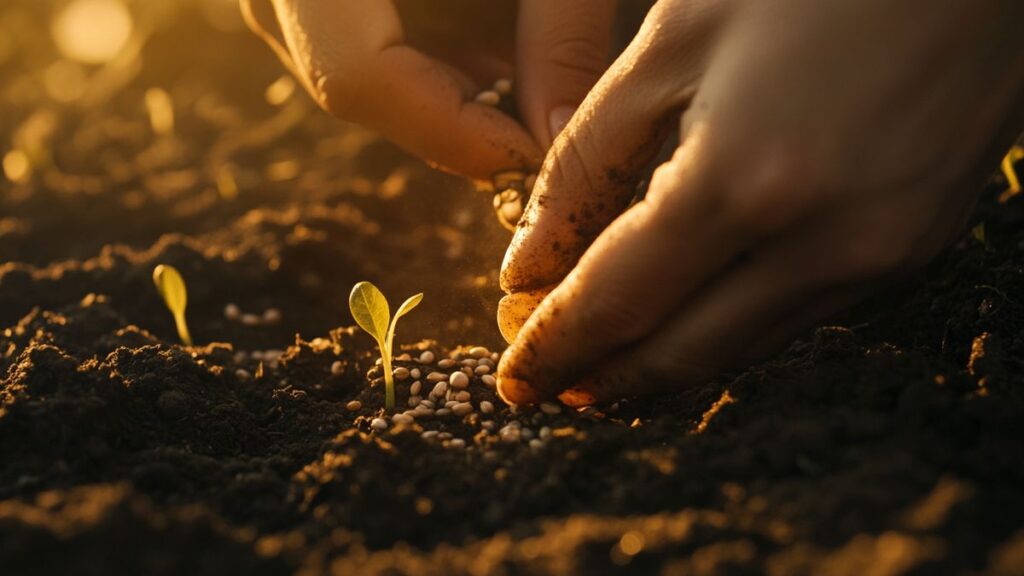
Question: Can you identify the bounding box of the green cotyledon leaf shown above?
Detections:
[387,293,423,351]
[349,281,390,346]
[152,264,193,346]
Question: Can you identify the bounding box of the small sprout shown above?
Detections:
[152,264,193,346]
[349,281,423,410]
[1000,145,1023,202]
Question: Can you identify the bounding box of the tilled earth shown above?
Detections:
[2,2,1024,575]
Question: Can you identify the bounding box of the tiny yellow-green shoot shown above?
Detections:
[1002,146,1023,199]
[349,281,423,410]
[152,264,193,346]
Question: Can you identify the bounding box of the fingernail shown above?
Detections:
[548,106,576,142]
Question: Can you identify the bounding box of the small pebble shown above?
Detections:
[224,303,241,320]
[449,438,466,449]
[370,418,388,431]
[346,400,362,411]
[427,371,448,382]
[455,391,471,402]
[241,313,262,326]
[529,439,544,450]
[540,402,562,415]
[435,408,452,417]
[475,90,500,106]
[393,367,410,380]
[418,350,435,364]
[410,368,421,379]
[392,413,414,425]
[263,308,282,324]
[235,368,251,381]
[481,375,496,388]
[469,346,489,358]
[480,401,494,414]
[430,382,448,397]
[493,77,512,95]
[331,361,344,375]
[410,381,422,395]
[449,371,469,389]
[438,358,456,369]
[475,365,491,375]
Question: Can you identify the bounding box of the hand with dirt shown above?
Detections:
[496,0,1024,405]
[240,0,618,179]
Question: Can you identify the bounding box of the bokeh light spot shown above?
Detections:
[51,0,133,65]
[3,150,32,183]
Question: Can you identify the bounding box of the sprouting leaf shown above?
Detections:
[152,264,193,346]
[387,293,423,351]
[972,222,986,246]
[349,281,390,345]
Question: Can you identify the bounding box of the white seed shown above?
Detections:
[410,381,422,395]
[371,418,388,430]
[241,313,262,326]
[452,402,473,416]
[413,406,434,418]
[493,77,512,95]
[539,426,552,440]
[224,303,241,320]
[469,346,489,358]
[475,365,491,375]
[529,439,544,450]
[449,438,466,449]
[393,367,410,380]
[481,375,496,388]
[235,368,251,381]
[438,432,453,440]
[435,408,452,417]
[540,402,562,415]
[438,358,456,369]
[490,352,500,363]
[421,430,439,440]
[480,401,494,414]
[263,308,282,324]
[407,396,420,408]
[475,90,500,106]
[430,382,448,397]
[418,350,435,364]
[419,399,435,409]
[346,400,362,411]
[395,353,412,362]
[331,361,344,375]
[427,371,448,382]
[461,358,478,368]
[521,428,535,440]
[449,371,469,389]
[392,414,414,425]
[410,368,421,379]
[455,391,471,402]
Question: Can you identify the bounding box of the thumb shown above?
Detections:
[516,0,618,148]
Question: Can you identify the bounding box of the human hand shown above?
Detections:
[496,0,1024,405]
[240,0,618,179]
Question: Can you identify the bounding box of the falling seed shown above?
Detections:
[241,313,262,326]
[394,367,410,380]
[452,402,473,416]
[430,382,448,397]
[449,438,467,449]
[331,361,344,375]
[410,380,422,395]
[224,303,241,320]
[475,90,500,106]
[493,77,512,95]
[438,358,456,369]
[263,308,282,324]
[449,371,469,389]
[235,368,251,381]
[480,401,494,414]
[371,418,388,431]
[481,375,496,388]
[419,350,435,364]
[475,365,491,375]
[346,400,362,411]
[540,402,562,415]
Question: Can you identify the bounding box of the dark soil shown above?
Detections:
[2,2,1024,575]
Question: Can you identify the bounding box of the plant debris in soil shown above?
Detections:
[3,1,1024,575]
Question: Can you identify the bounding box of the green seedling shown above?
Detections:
[348,281,423,410]
[152,264,193,346]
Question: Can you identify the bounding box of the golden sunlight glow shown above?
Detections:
[44,60,88,103]
[51,0,133,65]
[265,76,297,106]
[145,87,175,136]
[3,149,31,183]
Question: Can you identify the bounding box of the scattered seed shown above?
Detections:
[449,438,466,449]
[396,353,412,362]
[407,396,420,408]
[493,77,512,95]
[410,380,422,395]
[449,371,469,389]
[393,367,410,380]
[235,368,251,381]
[430,382,448,397]
[413,406,434,418]
[419,399,435,409]
[490,352,500,363]
[410,368,421,379]
[224,303,241,320]
[480,401,494,414]
[331,361,344,375]
[539,426,552,440]
[438,432,453,440]
[241,313,262,326]
[481,374,496,388]
[475,365,491,375]
[392,413,414,425]
[461,358,478,368]
[233,351,247,364]
[263,308,282,324]
[469,346,489,358]
[475,90,500,106]
[481,420,496,430]
[521,428,535,440]
[419,350,435,364]
[346,400,362,411]
[540,402,562,415]
[435,408,452,417]
[438,358,456,369]
[478,358,494,369]
[529,439,544,450]
[455,391,471,402]
[499,426,520,443]
[427,371,448,382]
[421,430,439,440]
[371,418,388,431]
[445,400,458,409]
